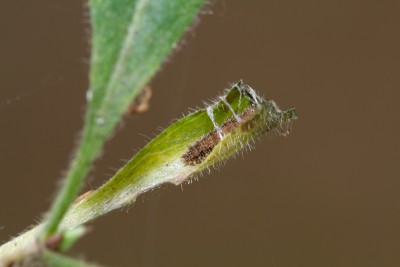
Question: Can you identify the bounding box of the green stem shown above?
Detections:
[41,133,94,239]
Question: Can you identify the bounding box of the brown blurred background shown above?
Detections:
[1,0,400,266]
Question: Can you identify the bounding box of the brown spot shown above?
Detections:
[182,106,256,165]
[128,86,152,114]
[182,129,220,165]
[73,190,93,205]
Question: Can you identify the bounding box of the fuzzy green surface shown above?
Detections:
[43,0,206,238]
[61,85,258,225]
[65,84,296,226]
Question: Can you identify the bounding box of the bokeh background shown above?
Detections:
[1,1,400,266]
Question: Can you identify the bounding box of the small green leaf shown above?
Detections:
[42,0,206,238]
[61,82,297,228]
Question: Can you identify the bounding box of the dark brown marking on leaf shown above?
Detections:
[182,106,256,165]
